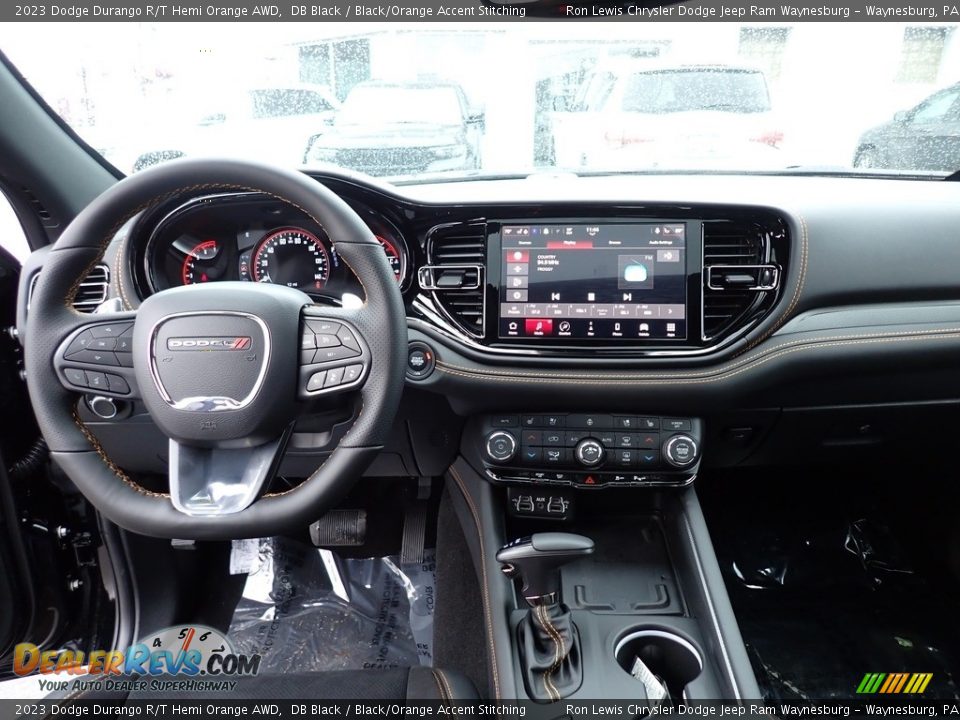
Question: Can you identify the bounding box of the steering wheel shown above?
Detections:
[23,159,407,539]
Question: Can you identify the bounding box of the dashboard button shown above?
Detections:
[306,371,327,391]
[568,414,612,429]
[662,418,692,432]
[543,431,564,446]
[565,430,588,445]
[637,417,660,430]
[614,449,635,467]
[637,450,660,467]
[596,431,617,446]
[522,430,542,446]
[574,439,605,467]
[614,416,639,429]
[521,447,542,465]
[543,447,567,464]
[485,431,517,463]
[406,342,436,380]
[638,433,660,449]
[616,433,638,448]
[521,415,544,428]
[490,415,519,428]
[543,415,565,428]
[663,435,698,467]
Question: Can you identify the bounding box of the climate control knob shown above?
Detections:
[663,434,699,468]
[485,431,518,464]
[574,439,605,467]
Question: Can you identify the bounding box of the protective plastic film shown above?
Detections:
[228,538,435,673]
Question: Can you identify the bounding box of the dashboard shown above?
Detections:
[21,169,960,480]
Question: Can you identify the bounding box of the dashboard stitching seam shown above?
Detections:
[435,324,960,381]
[447,463,502,700]
[435,330,960,385]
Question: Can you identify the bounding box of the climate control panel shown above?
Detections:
[474,413,702,488]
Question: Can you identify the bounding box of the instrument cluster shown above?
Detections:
[138,194,410,302]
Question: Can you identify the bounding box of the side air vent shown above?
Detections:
[420,222,486,338]
[72,264,110,312]
[702,221,781,340]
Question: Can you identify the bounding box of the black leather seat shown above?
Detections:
[123,668,480,702]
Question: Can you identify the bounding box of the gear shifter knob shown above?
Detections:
[496,532,594,605]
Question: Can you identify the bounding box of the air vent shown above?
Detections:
[72,264,110,312]
[423,222,486,337]
[702,222,769,339]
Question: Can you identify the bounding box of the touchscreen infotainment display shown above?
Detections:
[498,223,687,341]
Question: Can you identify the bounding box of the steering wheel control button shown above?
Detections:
[90,323,132,338]
[71,349,120,366]
[306,320,341,335]
[64,330,95,356]
[90,337,117,351]
[324,367,345,387]
[104,373,130,394]
[315,346,359,363]
[342,364,363,383]
[664,434,698,468]
[85,371,108,391]
[301,334,317,350]
[306,371,327,392]
[485,431,518,463]
[575,439,605,467]
[315,333,340,348]
[337,326,361,352]
[115,335,133,353]
[64,367,87,388]
[406,341,436,380]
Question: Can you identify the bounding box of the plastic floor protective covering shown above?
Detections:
[702,472,960,701]
[227,537,435,673]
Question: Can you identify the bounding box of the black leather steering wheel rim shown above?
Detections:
[23,158,407,539]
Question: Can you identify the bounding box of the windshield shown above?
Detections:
[618,70,770,114]
[4,22,960,181]
[338,86,464,126]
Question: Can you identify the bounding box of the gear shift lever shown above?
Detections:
[497,533,594,703]
[496,532,595,605]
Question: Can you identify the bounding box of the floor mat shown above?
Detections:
[227,537,435,673]
[701,473,960,700]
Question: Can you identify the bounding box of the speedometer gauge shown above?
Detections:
[376,234,406,284]
[252,227,330,291]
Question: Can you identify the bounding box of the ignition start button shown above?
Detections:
[406,341,436,380]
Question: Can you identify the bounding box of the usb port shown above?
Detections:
[546,497,568,514]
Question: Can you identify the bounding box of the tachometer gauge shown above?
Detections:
[376,234,406,284]
[252,227,330,291]
[181,239,222,285]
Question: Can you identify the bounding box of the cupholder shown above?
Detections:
[614,628,703,700]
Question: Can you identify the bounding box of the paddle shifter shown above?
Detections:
[497,533,594,703]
